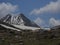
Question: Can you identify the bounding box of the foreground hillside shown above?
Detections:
[0,27,60,45]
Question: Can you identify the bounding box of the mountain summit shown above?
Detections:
[0,13,39,27]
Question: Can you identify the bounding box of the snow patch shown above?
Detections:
[13,25,40,30]
[0,24,21,31]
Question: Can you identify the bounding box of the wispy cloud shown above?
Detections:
[30,0,60,15]
[0,2,18,18]
[49,18,60,26]
[34,17,47,27]
[34,17,43,25]
[34,17,60,27]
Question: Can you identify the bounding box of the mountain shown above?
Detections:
[0,13,39,27]
[0,13,40,30]
[0,14,60,45]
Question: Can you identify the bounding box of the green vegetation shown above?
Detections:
[0,29,60,45]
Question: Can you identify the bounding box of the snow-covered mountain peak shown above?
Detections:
[0,13,39,27]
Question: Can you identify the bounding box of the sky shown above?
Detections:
[0,0,60,28]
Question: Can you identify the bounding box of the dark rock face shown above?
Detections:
[19,14,39,27]
[0,14,12,24]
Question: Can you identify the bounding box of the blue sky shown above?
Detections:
[0,0,60,27]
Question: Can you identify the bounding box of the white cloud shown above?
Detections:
[34,17,46,27]
[34,17,43,25]
[49,18,60,26]
[0,2,18,18]
[30,0,60,15]
[35,17,60,27]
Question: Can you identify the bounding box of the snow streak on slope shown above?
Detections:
[0,14,12,24]
[13,25,40,30]
[0,24,21,31]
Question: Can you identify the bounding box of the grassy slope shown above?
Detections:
[0,29,60,45]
